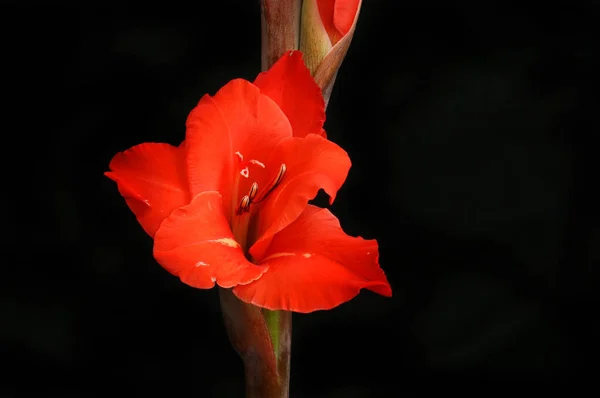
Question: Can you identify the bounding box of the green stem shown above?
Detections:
[263,309,292,392]
[264,310,281,355]
[219,288,291,398]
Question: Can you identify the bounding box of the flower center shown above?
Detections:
[235,163,286,215]
[231,151,286,254]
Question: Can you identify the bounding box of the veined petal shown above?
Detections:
[254,51,326,138]
[234,205,391,313]
[185,79,293,216]
[153,191,268,289]
[184,94,233,206]
[105,142,189,237]
[210,80,292,164]
[249,134,351,260]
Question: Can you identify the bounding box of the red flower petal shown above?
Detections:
[185,79,293,216]
[105,143,189,237]
[317,0,359,42]
[153,191,268,289]
[333,0,360,38]
[249,134,351,260]
[316,0,339,43]
[234,205,391,312]
[254,51,326,138]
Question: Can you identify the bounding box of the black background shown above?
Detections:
[2,1,598,396]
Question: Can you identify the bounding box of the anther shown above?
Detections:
[248,182,258,202]
[253,164,286,204]
[272,164,286,188]
[235,195,251,215]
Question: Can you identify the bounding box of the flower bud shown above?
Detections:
[300,0,361,104]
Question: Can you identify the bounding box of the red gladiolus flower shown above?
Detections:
[106,51,391,312]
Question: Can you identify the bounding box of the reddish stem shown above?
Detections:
[260,0,302,71]
[219,288,291,397]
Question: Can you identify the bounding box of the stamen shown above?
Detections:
[253,164,286,204]
[234,164,286,217]
[235,195,251,215]
[272,164,286,187]
[248,182,259,202]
